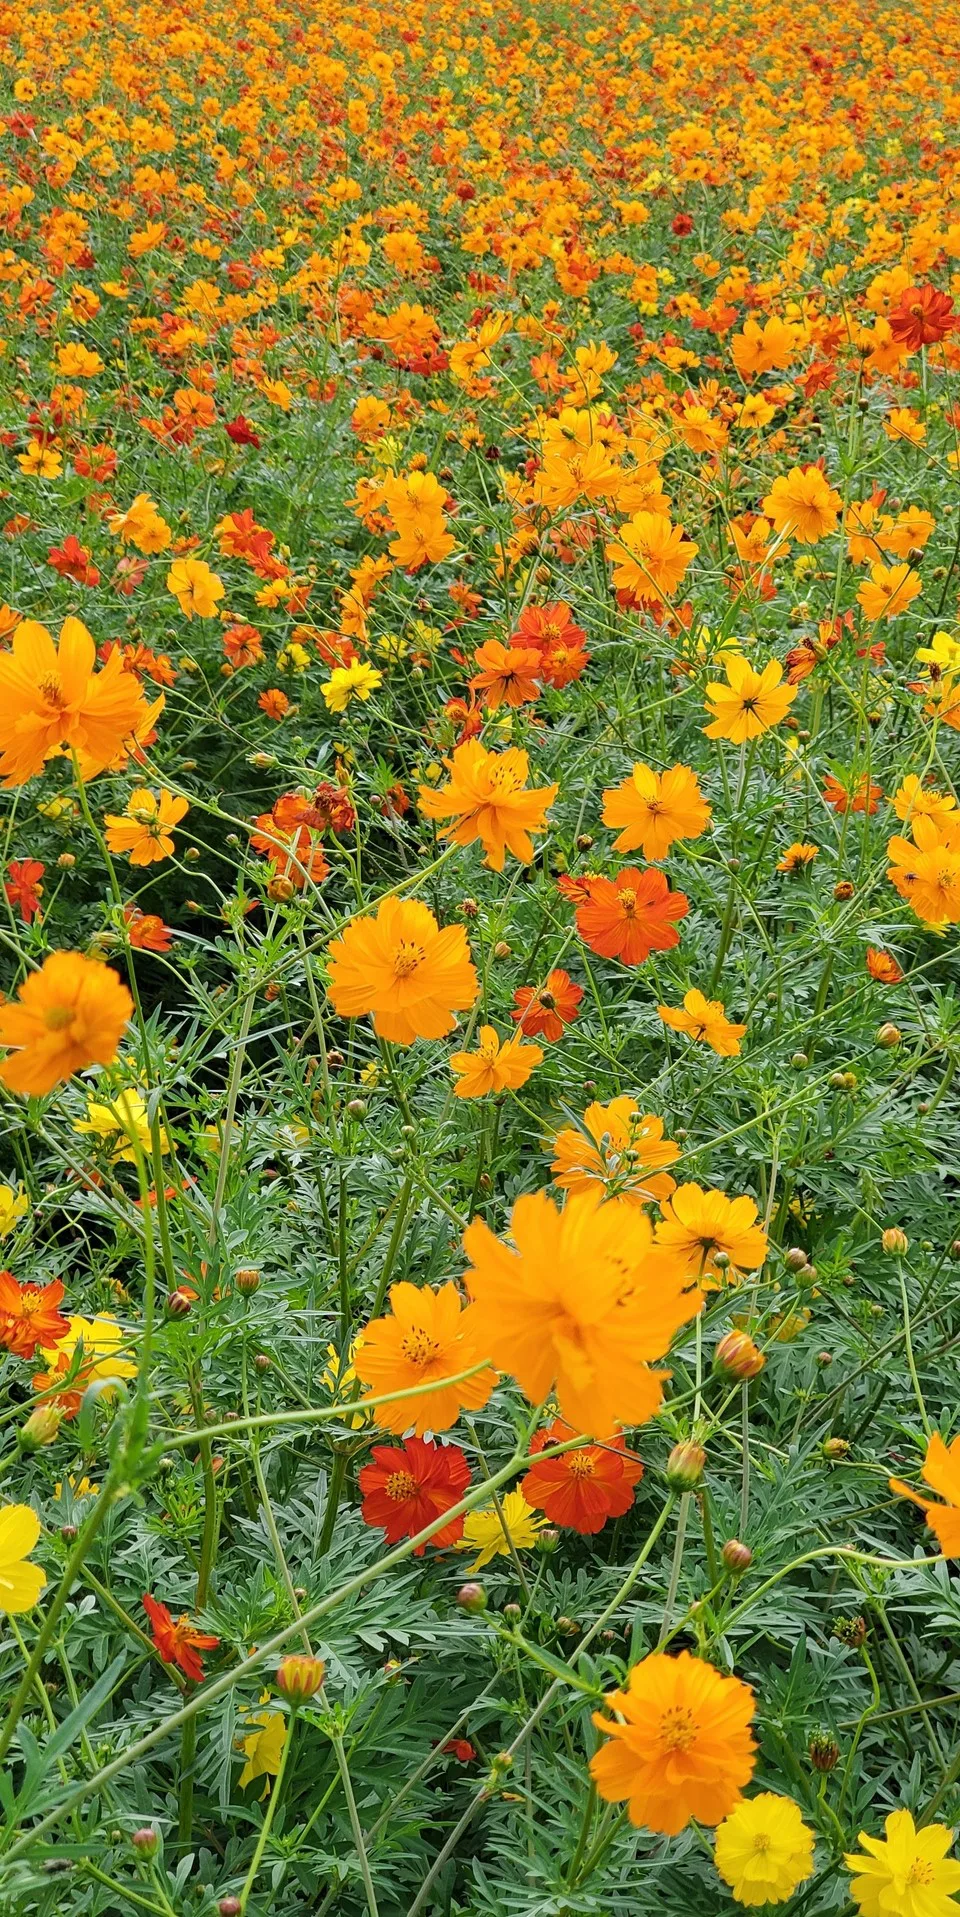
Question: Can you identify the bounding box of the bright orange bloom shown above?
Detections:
[590,1650,756,1834]
[103,788,189,865]
[0,1270,70,1359]
[0,952,132,1097]
[326,897,478,1046]
[658,989,747,1057]
[0,618,155,787]
[450,1026,542,1097]
[468,640,542,709]
[890,1433,960,1555]
[777,841,819,873]
[703,655,796,742]
[511,968,583,1040]
[602,763,710,860]
[866,947,903,984]
[823,775,882,816]
[123,905,173,952]
[418,741,557,872]
[354,1281,496,1435]
[887,815,960,926]
[761,466,842,544]
[258,688,290,719]
[606,512,698,604]
[550,1097,678,1204]
[857,562,922,623]
[575,866,688,964]
[4,860,44,925]
[462,1188,701,1432]
[655,1182,768,1284]
[142,1594,219,1682]
[521,1418,643,1534]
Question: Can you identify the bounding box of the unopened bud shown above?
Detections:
[722,1538,752,1574]
[235,1267,261,1295]
[131,1828,159,1856]
[345,1099,367,1120]
[784,1246,809,1271]
[881,1227,908,1255]
[876,1022,901,1048]
[711,1249,731,1271]
[254,1353,270,1371]
[165,1288,193,1318]
[666,1440,706,1490]
[834,880,855,901]
[456,1582,487,1614]
[218,1901,242,1917]
[808,1731,840,1772]
[19,1404,63,1449]
[493,940,511,958]
[714,1329,765,1379]
[823,1437,850,1460]
[832,1614,867,1648]
[276,1654,326,1701]
[267,875,296,903]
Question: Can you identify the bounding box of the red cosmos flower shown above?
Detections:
[0,1271,70,1359]
[358,1436,471,1552]
[442,1739,477,1761]
[671,211,694,236]
[521,1419,643,1534]
[142,1595,220,1682]
[888,284,956,351]
[224,414,261,447]
[222,623,264,669]
[866,947,904,984]
[575,867,688,965]
[48,534,100,587]
[5,859,44,925]
[124,904,173,952]
[251,809,329,889]
[513,601,586,654]
[822,774,882,815]
[312,782,357,833]
[555,873,599,907]
[74,443,117,482]
[511,967,584,1041]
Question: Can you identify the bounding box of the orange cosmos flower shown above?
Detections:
[142,1594,219,1682]
[761,466,842,544]
[550,1096,678,1204]
[777,841,819,873]
[575,866,688,964]
[521,1418,643,1534]
[703,655,796,742]
[354,1280,496,1435]
[605,512,698,604]
[0,1270,70,1358]
[165,557,225,619]
[468,640,542,709]
[123,905,173,952]
[655,1182,768,1284]
[5,860,44,925]
[0,951,132,1097]
[418,740,557,872]
[823,774,882,816]
[358,1435,471,1551]
[887,816,960,926]
[892,776,956,826]
[890,1433,960,1555]
[511,968,583,1040]
[866,947,903,984]
[450,1025,542,1097]
[590,1650,756,1834]
[658,989,747,1056]
[462,1188,701,1433]
[0,617,156,787]
[601,763,710,860]
[326,897,478,1046]
[103,788,189,865]
[258,688,290,720]
[857,562,922,623]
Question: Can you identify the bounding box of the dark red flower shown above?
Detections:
[5,859,44,925]
[224,414,261,447]
[48,534,100,587]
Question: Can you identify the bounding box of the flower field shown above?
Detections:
[4,0,960,1909]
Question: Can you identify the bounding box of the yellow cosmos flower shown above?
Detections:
[460,1490,545,1569]
[0,1504,46,1614]
[715,1793,815,1905]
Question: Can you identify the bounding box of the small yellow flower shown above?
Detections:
[0,1183,28,1237]
[845,1808,960,1917]
[459,1490,546,1570]
[18,440,63,479]
[321,661,384,713]
[237,1696,288,1796]
[715,1792,815,1905]
[73,1087,169,1163]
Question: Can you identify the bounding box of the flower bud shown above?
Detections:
[823,1436,850,1460]
[721,1538,752,1574]
[502,1602,522,1620]
[493,940,511,959]
[19,1403,63,1449]
[714,1330,765,1380]
[808,1731,840,1772]
[666,1440,706,1490]
[218,1901,242,1917]
[832,1614,867,1648]
[345,1099,367,1120]
[131,1828,159,1856]
[711,1249,731,1271]
[267,875,296,903]
[881,1227,908,1255]
[165,1287,193,1318]
[876,1022,901,1048]
[784,1246,809,1271]
[456,1582,487,1614]
[276,1654,326,1702]
[834,880,855,901]
[235,1267,261,1295]
[537,1526,559,1553]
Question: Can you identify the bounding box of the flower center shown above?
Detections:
[568,1452,595,1479]
[385,1470,419,1502]
[38,674,67,710]
[908,1861,934,1887]
[618,888,637,915]
[393,941,426,978]
[43,1005,75,1032]
[753,1833,771,1853]
[659,1706,697,1752]
[400,1329,441,1368]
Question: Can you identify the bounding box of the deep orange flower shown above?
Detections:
[123,905,173,952]
[0,952,132,1097]
[0,1270,70,1359]
[890,1433,960,1555]
[327,897,478,1046]
[4,859,44,925]
[575,866,688,964]
[511,968,583,1040]
[251,809,329,889]
[469,639,542,709]
[258,688,290,719]
[354,1280,496,1434]
[888,284,956,351]
[866,947,903,984]
[823,775,882,816]
[521,1419,643,1534]
[590,1650,756,1834]
[359,1435,471,1551]
[0,618,157,787]
[142,1594,219,1682]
